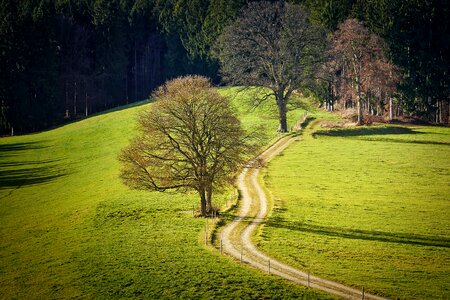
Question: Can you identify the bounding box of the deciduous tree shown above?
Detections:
[329,19,397,124]
[119,76,252,217]
[217,1,325,132]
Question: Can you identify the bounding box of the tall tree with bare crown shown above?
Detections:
[330,19,398,125]
[217,1,325,132]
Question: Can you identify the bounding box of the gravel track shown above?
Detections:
[220,134,388,300]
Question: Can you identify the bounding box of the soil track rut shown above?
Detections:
[220,134,388,300]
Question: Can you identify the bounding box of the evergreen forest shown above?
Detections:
[1,0,448,134]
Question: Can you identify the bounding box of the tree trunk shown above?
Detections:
[357,82,364,125]
[330,83,335,112]
[199,188,207,217]
[85,92,88,117]
[389,97,394,122]
[327,82,332,111]
[206,184,213,215]
[74,80,77,117]
[441,98,449,125]
[134,41,138,101]
[277,94,288,132]
[65,81,69,118]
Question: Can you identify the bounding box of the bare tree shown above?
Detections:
[329,19,398,124]
[364,57,400,120]
[119,76,253,217]
[317,45,343,112]
[217,1,325,132]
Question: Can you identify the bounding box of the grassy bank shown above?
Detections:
[260,122,450,299]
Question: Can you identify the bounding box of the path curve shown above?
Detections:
[220,134,388,300]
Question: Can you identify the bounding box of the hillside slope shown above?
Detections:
[0,93,329,299]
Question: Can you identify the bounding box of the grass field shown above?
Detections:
[0,90,332,299]
[259,121,450,299]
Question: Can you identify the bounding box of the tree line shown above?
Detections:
[311,0,449,125]
[1,0,448,134]
[0,0,240,134]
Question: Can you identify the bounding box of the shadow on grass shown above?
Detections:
[266,219,450,248]
[0,163,68,189]
[0,142,50,157]
[300,116,316,130]
[358,137,450,146]
[0,141,68,189]
[315,126,419,137]
[314,126,450,146]
[0,158,61,168]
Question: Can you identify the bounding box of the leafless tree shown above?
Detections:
[329,19,398,124]
[217,1,325,132]
[119,76,253,217]
[365,57,400,120]
[317,44,343,112]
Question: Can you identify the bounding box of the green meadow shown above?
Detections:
[0,91,331,299]
[260,121,450,299]
[2,85,449,299]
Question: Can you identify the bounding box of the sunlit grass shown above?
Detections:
[260,122,450,299]
[0,89,329,298]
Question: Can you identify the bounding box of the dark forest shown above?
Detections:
[1,0,448,134]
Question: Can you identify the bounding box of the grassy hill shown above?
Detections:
[260,120,450,299]
[0,90,330,299]
[3,86,448,299]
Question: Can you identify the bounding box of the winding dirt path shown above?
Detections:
[220,134,388,300]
